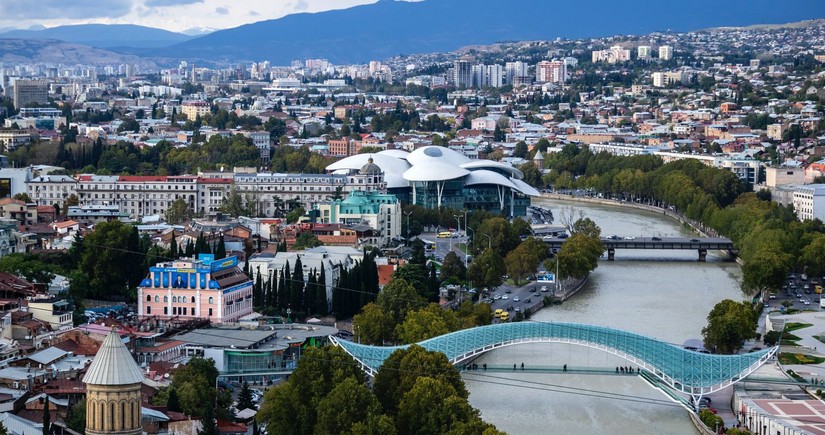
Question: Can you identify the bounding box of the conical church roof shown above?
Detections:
[82,328,144,386]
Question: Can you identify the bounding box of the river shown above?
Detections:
[463,198,748,434]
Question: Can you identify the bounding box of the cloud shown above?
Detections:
[215,7,229,15]
[0,0,132,19]
[144,0,204,6]
[248,10,260,16]
[294,0,309,11]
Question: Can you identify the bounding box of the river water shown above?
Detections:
[463,199,748,434]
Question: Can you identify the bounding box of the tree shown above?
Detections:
[547,232,603,280]
[12,192,31,203]
[373,345,467,416]
[467,248,505,291]
[315,377,381,434]
[215,233,227,260]
[376,278,425,328]
[396,304,454,343]
[0,253,58,284]
[512,141,528,159]
[166,198,192,224]
[572,217,601,239]
[42,396,50,435]
[285,206,305,224]
[170,357,221,418]
[352,302,394,345]
[219,187,251,217]
[396,377,499,435]
[440,251,466,282]
[66,399,86,433]
[78,221,144,299]
[702,299,758,354]
[292,232,322,250]
[504,237,548,285]
[198,400,220,435]
[237,382,255,411]
[257,346,365,435]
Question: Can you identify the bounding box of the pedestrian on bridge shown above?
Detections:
[513,364,516,371]
[521,363,524,370]
[563,364,567,372]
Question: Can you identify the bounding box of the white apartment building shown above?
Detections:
[792,185,825,222]
[659,45,674,61]
[0,131,32,152]
[652,71,689,88]
[27,175,78,208]
[505,61,529,86]
[73,175,232,219]
[592,46,631,64]
[638,46,652,60]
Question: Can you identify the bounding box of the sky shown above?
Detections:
[0,0,382,33]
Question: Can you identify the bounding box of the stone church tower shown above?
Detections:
[82,328,144,435]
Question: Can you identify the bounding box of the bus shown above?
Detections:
[499,311,510,322]
[437,231,453,238]
[424,240,436,252]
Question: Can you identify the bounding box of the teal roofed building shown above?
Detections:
[314,189,401,247]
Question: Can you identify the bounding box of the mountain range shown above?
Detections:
[0,24,192,49]
[3,0,824,64]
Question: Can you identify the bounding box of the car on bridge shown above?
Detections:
[652,236,662,241]
[690,238,700,242]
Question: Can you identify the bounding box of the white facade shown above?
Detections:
[27,175,77,208]
[659,45,674,61]
[792,185,825,222]
[592,46,631,64]
[638,46,652,60]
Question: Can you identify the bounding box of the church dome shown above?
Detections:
[359,157,382,175]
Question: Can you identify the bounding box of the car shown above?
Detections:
[804,300,811,305]
[525,298,532,303]
[513,296,520,302]
[690,238,700,242]
[623,236,635,240]
[502,295,509,300]
[608,235,620,240]
[541,286,548,292]
[507,305,514,311]
[652,236,662,241]
[769,294,776,299]
[494,294,502,300]
[515,306,521,312]
[505,289,512,294]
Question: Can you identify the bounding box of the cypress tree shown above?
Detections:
[304,269,317,316]
[42,397,50,435]
[254,267,262,307]
[278,264,289,309]
[316,266,328,316]
[291,256,304,313]
[215,234,227,259]
[169,232,178,259]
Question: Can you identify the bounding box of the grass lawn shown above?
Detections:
[786,322,814,332]
[779,353,825,365]
[782,332,803,345]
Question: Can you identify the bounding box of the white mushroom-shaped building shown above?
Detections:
[326,146,539,216]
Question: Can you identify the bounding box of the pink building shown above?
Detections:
[138,255,253,324]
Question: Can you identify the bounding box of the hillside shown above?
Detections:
[164,0,825,63]
[0,39,157,67]
[0,24,191,49]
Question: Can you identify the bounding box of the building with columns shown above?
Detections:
[83,328,144,435]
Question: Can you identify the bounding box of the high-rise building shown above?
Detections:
[505,61,529,85]
[453,59,473,88]
[485,64,504,88]
[638,46,652,60]
[472,64,486,88]
[659,45,674,61]
[12,79,48,109]
[536,59,567,84]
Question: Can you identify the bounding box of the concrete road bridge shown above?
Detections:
[542,236,736,261]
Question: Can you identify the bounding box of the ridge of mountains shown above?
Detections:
[2,0,824,64]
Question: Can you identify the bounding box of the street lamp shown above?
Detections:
[482,233,492,250]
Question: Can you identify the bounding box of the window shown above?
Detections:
[209,308,213,316]
[146,306,151,314]
[146,295,151,302]
[164,296,168,302]
[209,297,214,304]
[154,295,159,302]
[191,296,195,303]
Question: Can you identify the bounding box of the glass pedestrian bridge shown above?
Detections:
[330,322,777,401]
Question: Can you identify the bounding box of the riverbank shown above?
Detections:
[536,193,716,238]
